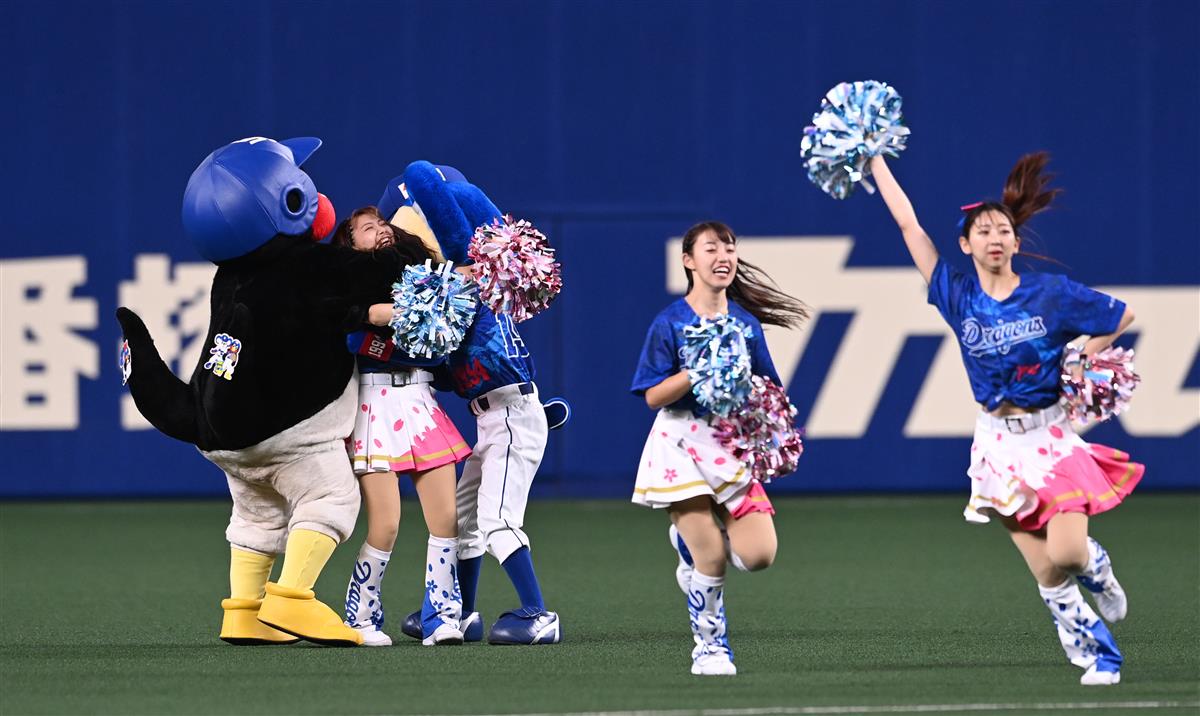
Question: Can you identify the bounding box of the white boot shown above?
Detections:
[1077,537,1127,623]
[1038,579,1122,683]
[687,571,736,676]
[343,543,392,647]
[420,535,463,646]
[1080,664,1121,686]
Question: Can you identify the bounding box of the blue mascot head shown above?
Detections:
[181,136,325,263]
[397,160,503,264]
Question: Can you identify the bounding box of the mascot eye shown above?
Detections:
[285,188,304,214]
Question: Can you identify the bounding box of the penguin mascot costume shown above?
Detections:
[117,136,411,646]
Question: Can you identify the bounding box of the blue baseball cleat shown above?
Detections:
[401,610,483,642]
[487,606,561,645]
[459,611,484,642]
[542,398,571,431]
[401,610,421,640]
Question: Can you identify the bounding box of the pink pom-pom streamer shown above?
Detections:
[712,375,804,483]
[1060,346,1140,424]
[468,215,562,322]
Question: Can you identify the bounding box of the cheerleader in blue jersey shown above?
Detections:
[870,154,1142,686]
[333,207,472,647]
[631,221,807,676]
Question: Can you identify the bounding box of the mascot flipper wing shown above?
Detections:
[116,307,199,445]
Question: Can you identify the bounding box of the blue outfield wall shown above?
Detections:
[1,1,1197,498]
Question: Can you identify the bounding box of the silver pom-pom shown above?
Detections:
[389,260,478,359]
[681,314,753,418]
[801,79,909,199]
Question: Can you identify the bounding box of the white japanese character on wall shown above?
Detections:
[0,257,99,429]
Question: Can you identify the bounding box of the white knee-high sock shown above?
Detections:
[421,535,462,636]
[1038,579,1123,671]
[687,571,732,659]
[344,543,391,628]
[1077,537,1115,592]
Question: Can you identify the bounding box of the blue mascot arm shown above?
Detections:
[448,182,503,231]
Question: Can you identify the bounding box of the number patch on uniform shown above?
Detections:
[497,314,529,359]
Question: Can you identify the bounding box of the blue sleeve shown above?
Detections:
[631,316,679,395]
[1058,277,1126,336]
[927,257,969,324]
[747,320,782,386]
[347,329,371,354]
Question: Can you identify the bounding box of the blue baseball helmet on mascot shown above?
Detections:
[116,135,412,649]
[183,136,335,262]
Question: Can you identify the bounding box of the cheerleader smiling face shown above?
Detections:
[349,211,395,251]
[960,208,1019,272]
[683,227,738,291]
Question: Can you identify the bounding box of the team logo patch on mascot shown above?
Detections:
[118,339,132,386]
[204,333,242,380]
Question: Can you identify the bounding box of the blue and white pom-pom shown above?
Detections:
[801,80,909,199]
[389,260,478,359]
[681,314,753,417]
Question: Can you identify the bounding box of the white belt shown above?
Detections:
[469,382,536,416]
[978,403,1065,435]
[663,407,707,423]
[360,369,435,387]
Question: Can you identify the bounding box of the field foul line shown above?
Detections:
[444,702,1200,716]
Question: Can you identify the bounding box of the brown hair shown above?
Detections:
[958,152,1064,267]
[682,221,809,329]
[332,206,433,265]
[960,152,1063,238]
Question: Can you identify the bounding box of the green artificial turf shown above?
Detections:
[1,495,1197,715]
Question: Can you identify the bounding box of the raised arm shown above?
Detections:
[870,155,939,283]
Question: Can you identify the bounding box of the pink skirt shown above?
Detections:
[964,408,1143,531]
[348,380,471,475]
[632,409,774,518]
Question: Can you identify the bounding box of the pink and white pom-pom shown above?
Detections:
[468,215,562,322]
[712,375,804,483]
[1060,345,1141,424]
